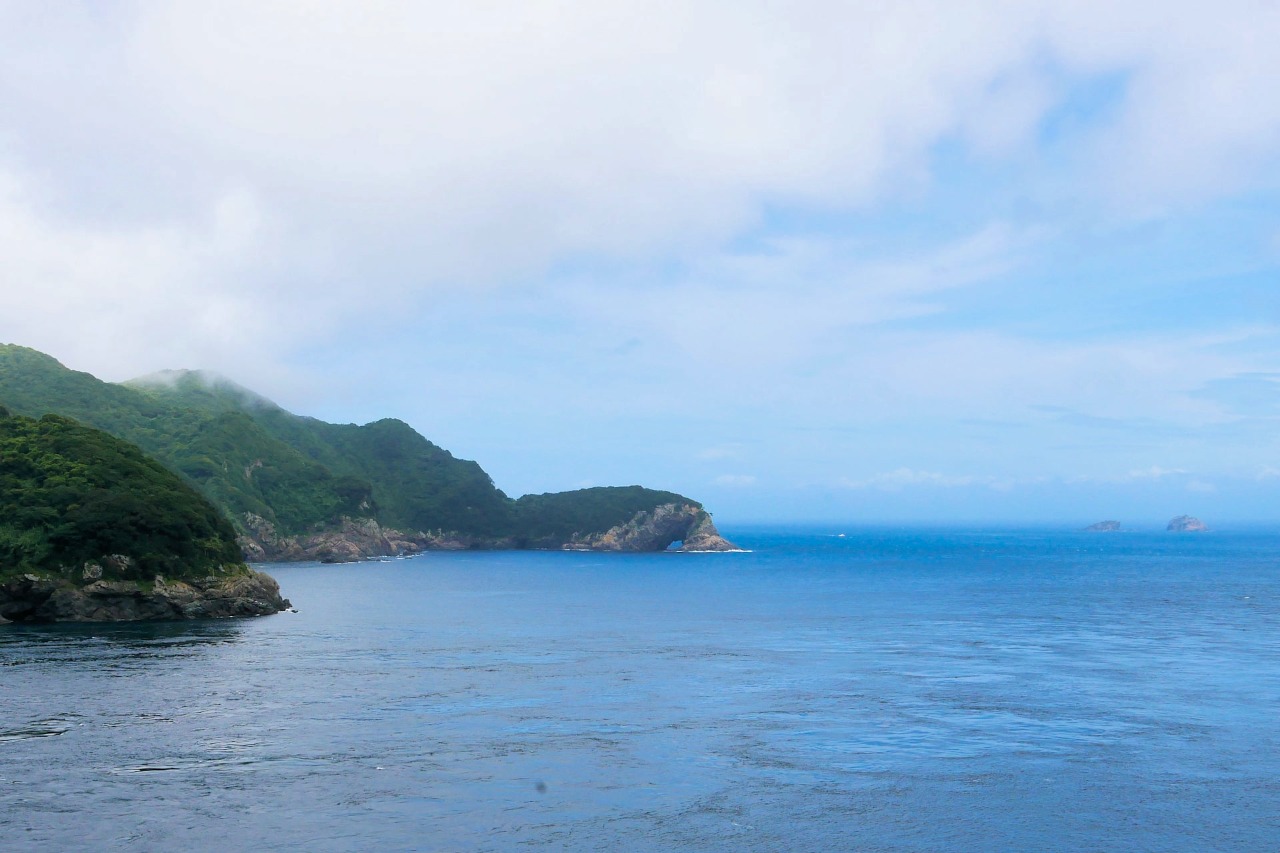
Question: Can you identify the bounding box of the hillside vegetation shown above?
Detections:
[0,345,702,548]
[512,486,696,545]
[0,407,245,581]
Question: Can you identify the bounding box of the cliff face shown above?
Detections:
[0,569,289,623]
[238,503,738,561]
[240,513,425,562]
[673,509,740,551]
[562,503,739,552]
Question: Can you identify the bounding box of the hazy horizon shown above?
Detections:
[1,2,1277,525]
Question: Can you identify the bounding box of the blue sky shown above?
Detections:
[0,1,1277,524]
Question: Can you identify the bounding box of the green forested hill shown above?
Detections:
[126,369,516,535]
[513,486,696,544]
[0,346,371,533]
[0,408,244,580]
[0,345,700,546]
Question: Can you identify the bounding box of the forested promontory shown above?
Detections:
[0,407,287,622]
[0,345,736,559]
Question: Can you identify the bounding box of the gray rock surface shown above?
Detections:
[1167,515,1208,532]
[238,513,443,562]
[674,510,740,552]
[0,569,289,623]
[563,503,739,552]
[238,503,739,561]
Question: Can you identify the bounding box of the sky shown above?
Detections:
[1,1,1278,526]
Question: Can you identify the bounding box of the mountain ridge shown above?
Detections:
[0,344,736,557]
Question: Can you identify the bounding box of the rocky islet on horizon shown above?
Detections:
[1084,516,1211,532]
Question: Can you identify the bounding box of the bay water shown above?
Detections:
[3,527,1278,851]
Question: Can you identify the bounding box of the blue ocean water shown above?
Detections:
[2,527,1279,851]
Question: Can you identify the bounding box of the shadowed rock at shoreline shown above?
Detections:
[0,570,289,623]
[239,502,740,562]
[561,504,739,552]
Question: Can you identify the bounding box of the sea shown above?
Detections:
[2,526,1278,852]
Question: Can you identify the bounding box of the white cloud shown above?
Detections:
[0,0,1278,509]
[1069,466,1204,485]
[0,171,292,381]
[547,220,1041,380]
[841,468,1009,491]
[1045,0,1280,209]
[3,1,1279,294]
[1127,466,1188,481]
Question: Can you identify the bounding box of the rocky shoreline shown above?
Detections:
[0,569,290,623]
[561,503,739,552]
[237,502,740,563]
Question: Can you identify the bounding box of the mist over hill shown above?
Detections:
[0,344,733,557]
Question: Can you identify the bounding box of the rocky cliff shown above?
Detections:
[1167,515,1208,532]
[0,569,289,623]
[238,513,440,562]
[562,503,739,552]
[238,503,738,561]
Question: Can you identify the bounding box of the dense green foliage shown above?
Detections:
[512,486,699,544]
[0,410,244,580]
[288,417,515,535]
[0,345,699,544]
[127,369,516,535]
[0,347,362,534]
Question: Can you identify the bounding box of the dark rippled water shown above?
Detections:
[3,527,1279,851]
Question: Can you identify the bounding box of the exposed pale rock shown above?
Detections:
[674,511,739,551]
[239,512,442,562]
[236,504,739,562]
[563,503,739,552]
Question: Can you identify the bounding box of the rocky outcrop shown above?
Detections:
[0,569,290,623]
[238,504,738,561]
[1167,515,1208,532]
[562,503,739,552]
[675,510,740,551]
[239,513,444,562]
[1084,520,1121,532]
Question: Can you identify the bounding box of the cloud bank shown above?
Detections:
[1,1,1278,519]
